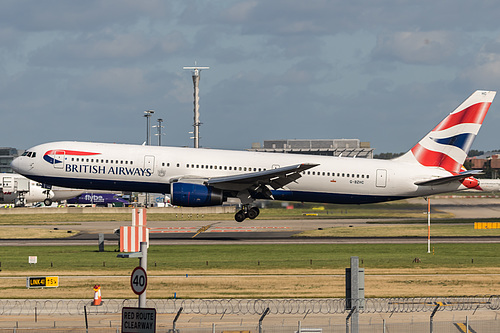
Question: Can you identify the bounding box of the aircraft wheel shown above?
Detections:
[247,207,260,219]
[44,198,53,206]
[235,210,246,223]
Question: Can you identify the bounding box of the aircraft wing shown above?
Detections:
[205,163,318,193]
[414,170,483,186]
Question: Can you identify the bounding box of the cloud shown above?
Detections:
[451,36,500,91]
[372,31,459,65]
[0,0,170,32]
[30,30,189,68]
[221,0,258,23]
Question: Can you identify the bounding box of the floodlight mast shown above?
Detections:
[183,65,209,148]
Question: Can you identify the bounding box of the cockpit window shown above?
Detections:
[22,151,37,158]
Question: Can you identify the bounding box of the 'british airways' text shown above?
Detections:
[65,164,152,177]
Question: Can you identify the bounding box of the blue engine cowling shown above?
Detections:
[171,182,224,207]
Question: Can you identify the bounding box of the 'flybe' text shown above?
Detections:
[65,164,152,177]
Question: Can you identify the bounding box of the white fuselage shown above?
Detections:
[0,173,84,205]
[11,141,465,204]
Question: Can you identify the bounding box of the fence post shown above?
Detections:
[172,307,183,332]
[346,306,356,333]
[259,307,270,333]
[84,305,88,333]
[430,304,440,333]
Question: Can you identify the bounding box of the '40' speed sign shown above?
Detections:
[130,266,147,295]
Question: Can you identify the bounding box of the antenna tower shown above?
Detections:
[183,63,209,148]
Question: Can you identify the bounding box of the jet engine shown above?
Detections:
[461,176,479,189]
[171,182,224,207]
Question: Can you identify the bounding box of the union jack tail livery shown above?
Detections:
[400,90,496,174]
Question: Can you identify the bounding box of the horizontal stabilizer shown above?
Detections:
[415,170,483,186]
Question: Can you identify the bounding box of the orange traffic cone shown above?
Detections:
[92,284,102,306]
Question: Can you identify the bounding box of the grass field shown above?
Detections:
[1,243,499,298]
[296,224,500,237]
[1,243,498,272]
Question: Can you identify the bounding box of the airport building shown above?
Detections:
[249,139,374,158]
[466,152,500,178]
[0,147,20,173]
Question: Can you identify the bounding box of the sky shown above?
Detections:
[2,0,500,154]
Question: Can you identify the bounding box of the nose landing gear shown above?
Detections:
[234,206,260,222]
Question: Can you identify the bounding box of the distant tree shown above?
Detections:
[468,149,484,157]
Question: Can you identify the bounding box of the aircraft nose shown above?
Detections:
[10,157,21,173]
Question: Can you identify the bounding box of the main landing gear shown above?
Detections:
[234,206,260,222]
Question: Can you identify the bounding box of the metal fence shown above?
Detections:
[0,296,498,316]
[1,319,500,333]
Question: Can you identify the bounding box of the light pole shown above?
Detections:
[154,118,164,146]
[143,110,154,207]
[144,110,155,145]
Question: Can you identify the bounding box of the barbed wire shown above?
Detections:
[0,296,498,316]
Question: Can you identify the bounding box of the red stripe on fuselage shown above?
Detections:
[44,150,101,156]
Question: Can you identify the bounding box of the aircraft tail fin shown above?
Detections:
[396,90,496,174]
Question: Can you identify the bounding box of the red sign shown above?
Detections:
[130,267,147,295]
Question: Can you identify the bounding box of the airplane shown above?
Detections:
[1,173,84,206]
[468,178,500,192]
[11,90,496,222]
[67,192,129,207]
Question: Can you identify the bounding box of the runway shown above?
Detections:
[1,224,500,246]
[1,196,500,245]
